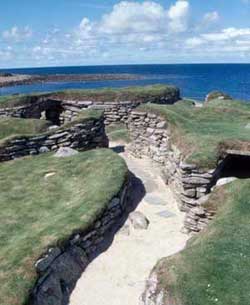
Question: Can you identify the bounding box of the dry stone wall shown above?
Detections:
[0,87,180,126]
[30,177,131,305]
[128,110,217,233]
[0,115,108,162]
[58,99,140,125]
[0,97,62,121]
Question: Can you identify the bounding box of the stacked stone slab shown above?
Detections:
[128,110,218,233]
[0,96,62,119]
[0,86,180,126]
[58,99,141,125]
[0,115,108,162]
[30,178,131,305]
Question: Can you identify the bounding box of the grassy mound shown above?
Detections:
[52,84,179,103]
[0,109,102,146]
[106,123,130,143]
[139,99,250,169]
[0,117,51,140]
[0,93,49,109]
[154,179,250,305]
[0,149,127,305]
[0,85,179,109]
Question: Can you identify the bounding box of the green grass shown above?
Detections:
[139,99,250,169]
[0,109,103,146]
[155,179,250,305]
[52,84,178,102]
[0,93,49,109]
[106,123,130,143]
[0,149,128,305]
[0,85,177,108]
[0,117,51,140]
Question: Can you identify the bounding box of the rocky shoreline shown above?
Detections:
[0,73,141,88]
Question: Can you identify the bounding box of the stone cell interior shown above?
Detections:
[219,154,250,179]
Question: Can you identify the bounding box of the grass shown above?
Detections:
[0,85,178,108]
[139,99,250,169]
[155,179,250,305]
[52,84,178,102]
[0,118,51,140]
[0,149,128,305]
[0,93,49,109]
[106,123,130,143]
[0,109,103,146]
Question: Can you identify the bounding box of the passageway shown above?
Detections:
[70,141,188,305]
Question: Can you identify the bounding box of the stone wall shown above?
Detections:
[0,86,180,126]
[58,99,141,125]
[128,110,217,233]
[0,97,63,123]
[0,98,140,125]
[30,177,131,305]
[0,114,108,162]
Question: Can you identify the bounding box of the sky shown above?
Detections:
[0,0,250,68]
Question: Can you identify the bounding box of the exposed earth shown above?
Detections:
[70,141,188,305]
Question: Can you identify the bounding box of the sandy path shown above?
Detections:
[70,143,188,305]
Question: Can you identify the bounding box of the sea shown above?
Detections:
[1,64,250,101]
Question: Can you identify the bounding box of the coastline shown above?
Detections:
[0,73,141,88]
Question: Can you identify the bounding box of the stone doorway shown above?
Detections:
[219,154,250,179]
[42,105,64,126]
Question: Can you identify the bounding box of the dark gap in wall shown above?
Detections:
[45,104,64,126]
[219,154,250,179]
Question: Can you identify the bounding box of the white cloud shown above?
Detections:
[100,1,167,34]
[185,37,204,48]
[0,49,13,60]
[72,0,190,51]
[2,26,32,42]
[184,27,250,59]
[202,27,250,41]
[3,1,250,67]
[202,11,219,24]
[168,0,189,32]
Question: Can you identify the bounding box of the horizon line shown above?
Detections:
[1,62,250,71]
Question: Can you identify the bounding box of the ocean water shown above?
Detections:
[1,64,250,101]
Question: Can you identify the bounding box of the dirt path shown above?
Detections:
[70,143,188,305]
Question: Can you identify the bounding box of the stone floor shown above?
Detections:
[70,142,188,305]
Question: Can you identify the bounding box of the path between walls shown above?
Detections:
[70,142,189,305]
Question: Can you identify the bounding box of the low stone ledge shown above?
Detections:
[29,177,131,305]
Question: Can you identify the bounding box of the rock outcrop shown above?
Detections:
[205,91,232,103]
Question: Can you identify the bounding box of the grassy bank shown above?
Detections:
[0,117,51,140]
[140,99,250,169]
[52,84,179,102]
[0,149,127,305]
[0,109,102,146]
[0,93,49,108]
[0,85,179,109]
[106,123,130,143]
[154,179,250,305]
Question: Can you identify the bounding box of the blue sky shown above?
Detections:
[0,0,250,68]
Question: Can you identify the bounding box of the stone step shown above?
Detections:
[156,210,176,219]
[144,194,168,206]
